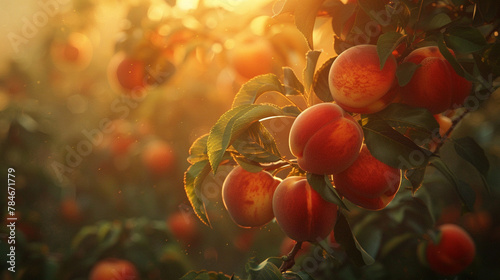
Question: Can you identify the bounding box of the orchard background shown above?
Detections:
[0,0,500,279]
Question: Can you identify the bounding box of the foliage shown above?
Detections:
[182,0,500,279]
[0,0,499,279]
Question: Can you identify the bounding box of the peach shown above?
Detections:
[141,140,176,175]
[109,52,174,95]
[462,210,492,236]
[426,224,476,276]
[273,177,338,242]
[329,44,398,114]
[222,166,281,228]
[167,211,199,246]
[333,145,401,210]
[230,35,274,80]
[60,197,83,223]
[89,258,140,280]
[289,103,363,175]
[233,229,257,252]
[400,46,472,114]
[115,57,148,92]
[50,32,93,71]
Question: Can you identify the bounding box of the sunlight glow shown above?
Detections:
[177,0,200,11]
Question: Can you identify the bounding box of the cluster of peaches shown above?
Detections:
[330,44,472,115]
[220,43,475,275]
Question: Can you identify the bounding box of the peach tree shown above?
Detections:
[183,0,499,279]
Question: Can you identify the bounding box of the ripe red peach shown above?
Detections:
[222,166,281,228]
[115,56,148,92]
[233,229,257,252]
[289,103,363,175]
[462,210,492,236]
[273,177,338,242]
[333,145,401,210]
[426,224,476,276]
[167,211,199,246]
[329,44,398,114]
[89,258,140,280]
[108,51,174,95]
[400,46,472,114]
[141,140,176,175]
[60,197,83,223]
[230,35,274,80]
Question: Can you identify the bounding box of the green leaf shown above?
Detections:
[96,221,122,245]
[439,138,490,192]
[181,270,240,280]
[425,13,451,30]
[312,56,336,102]
[334,36,353,55]
[363,117,431,169]
[355,226,382,259]
[369,103,439,140]
[358,0,390,27]
[453,137,489,178]
[387,0,410,30]
[329,1,357,37]
[231,122,282,164]
[396,62,421,87]
[71,225,98,250]
[405,166,426,194]
[283,67,305,96]
[246,258,283,280]
[304,50,322,93]
[444,26,487,54]
[380,232,415,258]
[334,211,375,266]
[207,104,290,172]
[430,157,476,212]
[232,74,285,108]
[232,155,263,173]
[43,257,59,280]
[307,173,348,210]
[436,34,477,82]
[274,0,325,49]
[184,160,212,226]
[436,35,465,76]
[376,32,405,69]
[188,134,209,164]
[282,105,302,116]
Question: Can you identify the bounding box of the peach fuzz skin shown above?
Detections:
[400,46,472,114]
[289,103,363,175]
[329,44,398,114]
[426,224,476,276]
[333,145,401,210]
[222,166,281,228]
[273,177,338,242]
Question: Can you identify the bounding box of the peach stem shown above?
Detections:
[279,241,303,273]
